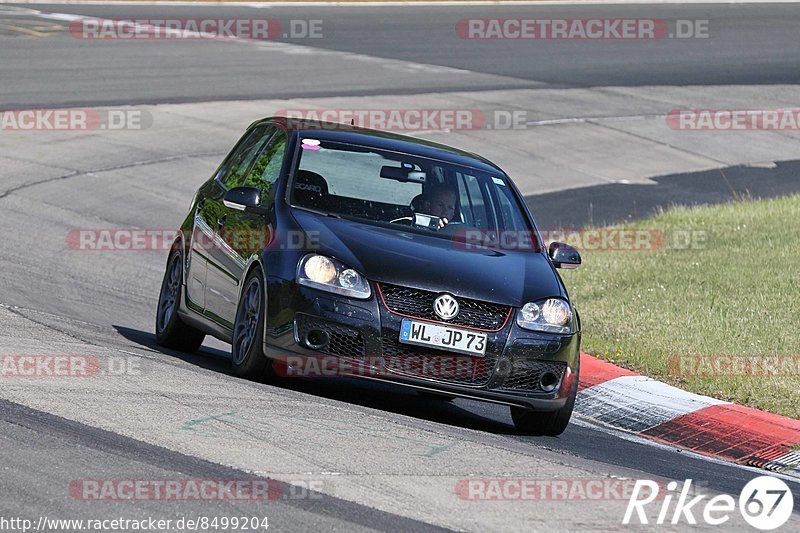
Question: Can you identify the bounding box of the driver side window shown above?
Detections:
[243,131,287,200]
[218,125,275,189]
[456,172,489,228]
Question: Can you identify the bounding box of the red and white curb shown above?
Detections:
[576,353,800,478]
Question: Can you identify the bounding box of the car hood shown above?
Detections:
[291,210,565,307]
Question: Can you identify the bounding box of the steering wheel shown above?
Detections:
[436,220,464,235]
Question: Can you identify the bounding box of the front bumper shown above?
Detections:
[264,278,580,411]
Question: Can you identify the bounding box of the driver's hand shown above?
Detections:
[437,218,449,229]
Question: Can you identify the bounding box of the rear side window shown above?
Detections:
[218,125,275,189]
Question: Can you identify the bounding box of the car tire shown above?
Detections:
[156,249,206,352]
[231,268,274,381]
[510,358,580,436]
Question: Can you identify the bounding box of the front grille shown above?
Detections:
[296,317,365,357]
[378,283,511,331]
[379,335,497,386]
[499,359,567,392]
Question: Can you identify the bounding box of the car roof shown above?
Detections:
[259,117,506,175]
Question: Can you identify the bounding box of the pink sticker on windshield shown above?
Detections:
[301,138,321,150]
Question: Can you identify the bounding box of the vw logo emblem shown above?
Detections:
[433,294,459,320]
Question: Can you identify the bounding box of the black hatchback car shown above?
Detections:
[156,117,582,435]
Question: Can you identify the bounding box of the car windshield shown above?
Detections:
[290,139,540,250]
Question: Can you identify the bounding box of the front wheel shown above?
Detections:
[231,269,274,381]
[510,359,579,436]
[156,250,206,352]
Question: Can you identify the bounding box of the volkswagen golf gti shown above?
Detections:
[156,117,583,435]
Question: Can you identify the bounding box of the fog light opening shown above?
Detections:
[539,371,560,392]
[304,329,330,351]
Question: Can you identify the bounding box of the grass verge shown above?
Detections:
[562,194,800,419]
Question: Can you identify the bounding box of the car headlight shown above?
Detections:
[297,254,371,299]
[516,298,572,334]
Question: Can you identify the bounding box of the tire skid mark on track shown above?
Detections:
[0,7,43,17]
[0,151,224,200]
[35,11,506,81]
[0,302,794,529]
[0,302,223,378]
[0,397,450,533]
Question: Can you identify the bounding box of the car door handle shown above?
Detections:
[217,215,227,228]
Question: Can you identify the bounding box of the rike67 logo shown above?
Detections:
[624,477,794,530]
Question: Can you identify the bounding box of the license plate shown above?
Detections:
[399,320,487,356]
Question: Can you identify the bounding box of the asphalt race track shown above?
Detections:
[1,2,799,531]
[3,3,800,106]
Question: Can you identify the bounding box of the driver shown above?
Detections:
[420,183,457,227]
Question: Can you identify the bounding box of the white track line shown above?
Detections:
[36,11,487,78]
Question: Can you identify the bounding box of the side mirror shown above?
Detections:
[223,186,271,216]
[548,242,581,269]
